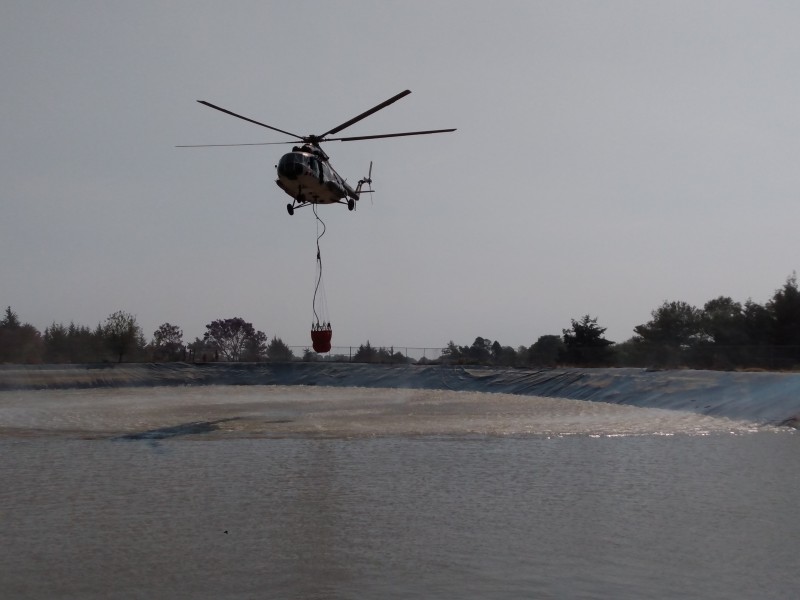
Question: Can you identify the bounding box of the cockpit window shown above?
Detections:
[278,153,308,179]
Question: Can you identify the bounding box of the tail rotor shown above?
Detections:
[357,161,375,206]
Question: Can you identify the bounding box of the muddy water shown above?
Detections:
[1,386,797,599]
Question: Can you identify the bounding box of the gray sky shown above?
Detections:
[3,1,800,350]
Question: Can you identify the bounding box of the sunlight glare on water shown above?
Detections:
[0,385,774,439]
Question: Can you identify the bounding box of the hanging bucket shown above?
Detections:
[311,326,333,353]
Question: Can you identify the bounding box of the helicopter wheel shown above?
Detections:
[347,199,355,211]
[287,203,294,216]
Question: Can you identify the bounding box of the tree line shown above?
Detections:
[443,274,800,370]
[2,274,800,370]
[0,310,294,364]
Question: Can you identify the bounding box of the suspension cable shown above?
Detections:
[312,203,327,328]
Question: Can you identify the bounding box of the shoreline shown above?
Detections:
[2,363,800,427]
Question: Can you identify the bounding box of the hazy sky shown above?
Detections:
[3,1,800,350]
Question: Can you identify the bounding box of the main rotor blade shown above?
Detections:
[321,90,412,138]
[329,128,457,142]
[197,100,302,139]
[176,141,294,147]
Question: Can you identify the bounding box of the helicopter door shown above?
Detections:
[320,161,333,184]
[310,157,324,184]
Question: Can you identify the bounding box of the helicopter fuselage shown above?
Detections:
[275,146,357,208]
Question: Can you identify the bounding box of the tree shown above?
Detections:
[634,301,703,346]
[561,315,614,366]
[0,307,43,364]
[767,273,800,346]
[1,307,21,329]
[72,322,103,363]
[468,337,492,363]
[632,301,703,367]
[242,330,268,362]
[742,299,772,346]
[527,335,565,366]
[492,342,519,367]
[43,321,103,364]
[441,340,464,363]
[43,322,70,363]
[763,273,800,367]
[266,336,294,362]
[701,297,746,345]
[103,311,145,363]
[152,323,184,362]
[696,296,750,368]
[375,346,393,363]
[491,340,502,363]
[188,337,215,362]
[353,341,377,363]
[0,307,21,362]
[203,317,266,362]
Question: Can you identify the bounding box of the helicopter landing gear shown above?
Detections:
[347,199,355,211]
[287,203,294,216]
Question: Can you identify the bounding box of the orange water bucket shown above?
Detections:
[311,327,332,353]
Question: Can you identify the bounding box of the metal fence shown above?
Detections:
[286,346,447,363]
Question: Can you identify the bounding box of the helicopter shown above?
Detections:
[179,90,455,215]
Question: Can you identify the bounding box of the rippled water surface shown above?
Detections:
[1,387,798,599]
